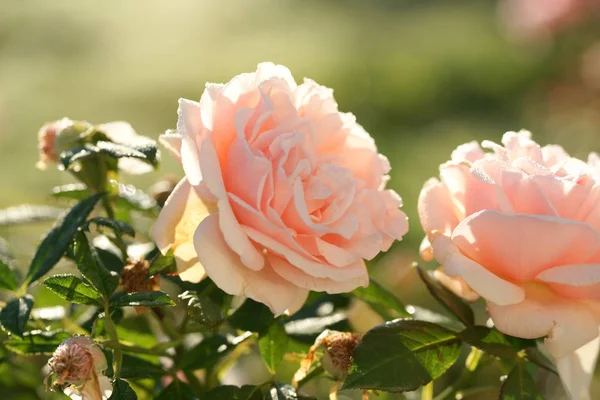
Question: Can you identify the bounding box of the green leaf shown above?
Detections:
[525,347,558,374]
[109,378,137,400]
[52,184,90,201]
[85,217,135,237]
[43,274,103,306]
[96,246,126,274]
[157,380,196,400]
[60,144,97,169]
[500,361,543,400]
[95,141,158,167]
[115,184,157,212]
[72,230,119,297]
[229,299,274,334]
[178,332,252,371]
[259,319,289,374]
[120,354,164,379]
[415,263,474,327]
[110,291,175,308]
[0,295,34,337]
[4,330,71,354]
[0,205,64,226]
[460,326,518,358]
[352,278,410,319]
[179,290,224,331]
[203,385,263,400]
[342,319,462,392]
[26,193,104,284]
[148,249,176,276]
[0,258,18,291]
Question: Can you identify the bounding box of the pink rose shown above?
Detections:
[418,130,600,399]
[152,62,408,315]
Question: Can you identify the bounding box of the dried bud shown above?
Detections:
[120,258,159,293]
[293,330,361,386]
[47,336,112,400]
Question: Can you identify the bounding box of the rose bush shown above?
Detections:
[151,62,408,315]
[418,130,600,399]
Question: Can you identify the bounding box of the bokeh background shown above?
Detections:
[1,0,600,399]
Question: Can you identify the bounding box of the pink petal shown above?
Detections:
[150,178,214,278]
[177,99,204,186]
[452,211,600,282]
[268,254,368,293]
[537,264,600,286]
[443,246,524,305]
[159,131,182,163]
[417,178,459,236]
[419,237,433,261]
[194,214,307,315]
[450,141,484,163]
[433,268,480,302]
[488,284,600,359]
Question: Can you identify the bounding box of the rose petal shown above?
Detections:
[418,178,459,236]
[452,210,600,282]
[555,336,600,400]
[178,98,204,185]
[194,213,307,315]
[488,283,600,359]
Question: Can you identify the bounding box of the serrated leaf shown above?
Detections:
[72,230,119,297]
[500,361,543,400]
[0,205,64,226]
[460,326,517,358]
[119,354,164,379]
[352,278,410,319]
[204,385,263,400]
[95,141,158,167]
[415,264,474,327]
[0,258,18,291]
[229,299,274,334]
[110,291,175,308]
[26,193,104,284]
[85,217,135,237]
[148,249,176,276]
[259,319,289,374]
[156,380,196,400]
[51,184,90,200]
[115,184,157,212]
[109,378,137,400]
[179,290,224,331]
[342,319,461,392]
[43,274,103,306]
[4,330,71,354]
[60,144,98,169]
[96,246,125,274]
[0,295,34,337]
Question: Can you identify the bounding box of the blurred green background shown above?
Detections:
[1,0,599,399]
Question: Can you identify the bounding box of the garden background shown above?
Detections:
[1,1,599,398]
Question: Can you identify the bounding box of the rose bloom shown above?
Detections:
[418,130,600,399]
[152,62,408,315]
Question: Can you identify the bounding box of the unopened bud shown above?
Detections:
[37,118,92,170]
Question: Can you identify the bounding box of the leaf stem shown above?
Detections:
[103,298,122,378]
[421,381,434,400]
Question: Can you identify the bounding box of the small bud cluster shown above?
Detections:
[120,258,159,294]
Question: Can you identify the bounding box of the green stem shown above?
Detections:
[421,382,434,400]
[103,299,122,378]
[433,347,483,400]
